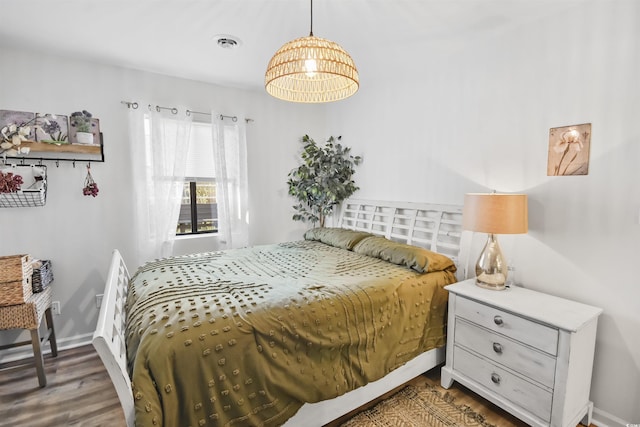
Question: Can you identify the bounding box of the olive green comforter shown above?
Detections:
[126,239,456,427]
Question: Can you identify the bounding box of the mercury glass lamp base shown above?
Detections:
[475,273,507,290]
[474,233,509,291]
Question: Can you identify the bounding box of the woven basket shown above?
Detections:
[0,254,33,306]
[0,254,32,283]
[0,286,51,330]
[32,260,53,293]
[0,276,33,306]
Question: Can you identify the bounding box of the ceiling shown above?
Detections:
[0,0,580,91]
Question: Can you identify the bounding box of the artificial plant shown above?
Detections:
[287,135,362,227]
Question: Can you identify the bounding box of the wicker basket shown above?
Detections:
[32,260,53,293]
[0,286,51,330]
[0,276,33,306]
[0,254,33,306]
[0,254,32,283]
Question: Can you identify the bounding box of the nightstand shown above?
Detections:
[441,279,602,427]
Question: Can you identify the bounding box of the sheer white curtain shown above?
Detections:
[211,113,249,249]
[129,106,192,265]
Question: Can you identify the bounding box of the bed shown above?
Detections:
[93,199,465,427]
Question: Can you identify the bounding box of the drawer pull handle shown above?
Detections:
[493,342,503,354]
[493,315,504,326]
[491,373,501,384]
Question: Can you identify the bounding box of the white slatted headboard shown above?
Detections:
[338,198,466,278]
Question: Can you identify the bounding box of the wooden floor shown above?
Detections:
[0,345,125,426]
[0,345,592,427]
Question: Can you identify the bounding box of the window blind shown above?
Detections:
[185,122,215,179]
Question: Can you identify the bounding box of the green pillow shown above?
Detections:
[352,236,456,273]
[304,227,374,250]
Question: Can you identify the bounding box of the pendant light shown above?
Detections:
[265,0,359,103]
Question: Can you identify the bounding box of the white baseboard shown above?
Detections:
[0,332,93,364]
[592,407,631,427]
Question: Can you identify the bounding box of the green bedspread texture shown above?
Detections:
[126,239,456,427]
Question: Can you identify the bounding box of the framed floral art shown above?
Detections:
[547,123,591,176]
[36,114,69,143]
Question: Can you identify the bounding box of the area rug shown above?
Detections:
[341,384,496,427]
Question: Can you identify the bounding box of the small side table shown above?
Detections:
[441,279,602,427]
[0,286,58,387]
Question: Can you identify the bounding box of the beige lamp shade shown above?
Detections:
[463,193,528,234]
[265,35,359,103]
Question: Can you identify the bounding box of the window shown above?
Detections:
[177,122,218,235]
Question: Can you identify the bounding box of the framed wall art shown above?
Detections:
[547,123,591,176]
[0,110,37,141]
[35,113,69,143]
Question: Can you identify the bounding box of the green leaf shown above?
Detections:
[287,135,362,225]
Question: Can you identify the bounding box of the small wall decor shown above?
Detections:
[0,108,104,163]
[69,111,100,145]
[35,114,69,143]
[82,163,99,197]
[0,110,36,141]
[0,110,37,157]
[547,123,591,176]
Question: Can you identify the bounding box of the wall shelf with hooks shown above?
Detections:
[2,133,104,165]
[20,141,101,155]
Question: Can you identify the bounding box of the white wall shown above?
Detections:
[328,1,639,424]
[0,48,321,349]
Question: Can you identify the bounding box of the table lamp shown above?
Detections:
[462,193,528,290]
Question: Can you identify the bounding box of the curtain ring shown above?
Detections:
[219,114,238,122]
[121,101,139,109]
[171,108,178,115]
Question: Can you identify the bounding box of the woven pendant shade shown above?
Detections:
[265,0,359,104]
[265,35,359,103]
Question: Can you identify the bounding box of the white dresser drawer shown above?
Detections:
[456,296,558,355]
[454,318,557,388]
[454,346,552,422]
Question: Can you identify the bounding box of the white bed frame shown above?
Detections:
[93,199,464,427]
[92,249,133,426]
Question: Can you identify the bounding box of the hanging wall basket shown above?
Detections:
[0,164,47,208]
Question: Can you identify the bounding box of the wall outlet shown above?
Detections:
[52,301,61,315]
[96,294,104,309]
